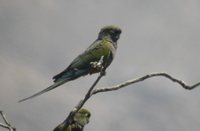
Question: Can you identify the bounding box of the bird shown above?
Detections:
[53,108,91,131]
[19,25,122,102]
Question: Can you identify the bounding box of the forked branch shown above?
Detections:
[0,111,16,131]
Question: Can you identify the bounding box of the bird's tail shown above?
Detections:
[18,79,69,103]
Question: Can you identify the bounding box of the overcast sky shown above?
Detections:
[0,0,200,131]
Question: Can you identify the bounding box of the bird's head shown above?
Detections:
[98,25,122,42]
[53,108,91,131]
[73,108,91,126]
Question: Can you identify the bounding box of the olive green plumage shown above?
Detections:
[53,25,121,81]
[19,25,122,102]
[53,108,91,131]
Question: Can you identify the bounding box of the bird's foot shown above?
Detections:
[90,56,105,73]
[90,61,104,72]
[90,61,103,69]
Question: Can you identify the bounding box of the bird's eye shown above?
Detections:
[86,113,91,117]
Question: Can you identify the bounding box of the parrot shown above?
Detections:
[19,25,122,102]
[53,108,91,131]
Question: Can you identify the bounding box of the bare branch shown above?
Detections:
[92,72,200,95]
[55,71,200,131]
[0,111,16,131]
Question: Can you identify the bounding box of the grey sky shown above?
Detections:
[0,0,200,131]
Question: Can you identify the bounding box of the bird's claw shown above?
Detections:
[90,61,104,71]
[90,56,105,72]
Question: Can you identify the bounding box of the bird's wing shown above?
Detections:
[53,40,114,81]
[70,39,115,69]
[69,40,105,69]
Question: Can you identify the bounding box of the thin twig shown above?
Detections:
[0,111,11,127]
[0,122,10,130]
[0,111,16,131]
[92,72,200,95]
